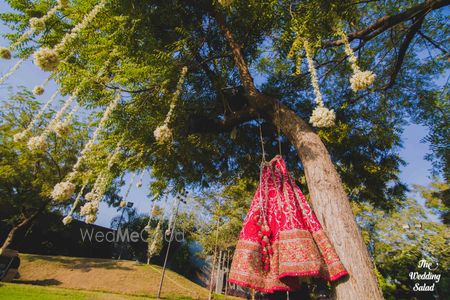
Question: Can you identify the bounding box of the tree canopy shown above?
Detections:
[1,1,449,298]
[1,0,447,209]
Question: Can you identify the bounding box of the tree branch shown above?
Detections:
[188,107,259,134]
[381,14,425,90]
[323,0,449,47]
[418,30,449,55]
[212,10,259,97]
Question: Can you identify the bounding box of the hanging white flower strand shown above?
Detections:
[337,26,376,91]
[84,135,126,205]
[136,169,145,188]
[51,92,122,203]
[34,0,107,72]
[303,40,336,128]
[0,59,24,85]
[33,75,52,96]
[154,66,188,145]
[147,192,170,261]
[14,90,59,143]
[0,1,68,60]
[27,91,79,153]
[62,182,86,225]
[68,92,122,179]
[119,172,138,209]
[53,104,80,137]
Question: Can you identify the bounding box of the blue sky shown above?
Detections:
[0,1,440,228]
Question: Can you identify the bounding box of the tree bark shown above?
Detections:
[0,208,45,253]
[269,102,384,299]
[213,10,384,300]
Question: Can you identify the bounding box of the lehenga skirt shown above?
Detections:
[228,155,348,293]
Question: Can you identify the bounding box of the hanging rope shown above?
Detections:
[276,100,282,156]
[257,116,266,163]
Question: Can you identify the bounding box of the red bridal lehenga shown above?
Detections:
[228,155,348,293]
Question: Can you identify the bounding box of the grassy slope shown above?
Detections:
[5,253,236,300]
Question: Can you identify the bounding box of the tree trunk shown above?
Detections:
[213,10,384,299]
[270,102,384,299]
[1,209,43,253]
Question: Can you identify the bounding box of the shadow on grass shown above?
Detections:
[14,278,62,286]
[23,254,133,272]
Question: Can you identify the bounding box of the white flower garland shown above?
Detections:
[0,59,24,85]
[51,181,76,202]
[27,135,48,152]
[34,0,107,72]
[136,170,145,188]
[338,27,376,91]
[0,2,66,61]
[309,106,336,128]
[154,66,188,145]
[62,183,87,225]
[53,104,80,137]
[13,90,59,143]
[27,91,78,153]
[51,92,121,203]
[33,86,45,96]
[67,92,121,180]
[33,75,52,96]
[304,40,336,128]
[62,215,73,225]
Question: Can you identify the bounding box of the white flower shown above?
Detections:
[34,48,60,71]
[62,215,73,225]
[309,106,336,128]
[350,70,376,91]
[154,124,172,145]
[304,41,324,106]
[29,17,46,31]
[51,181,76,201]
[27,135,48,152]
[85,214,97,224]
[85,191,98,202]
[13,131,27,143]
[119,200,127,208]
[0,47,11,59]
[80,201,98,216]
[33,85,45,96]
[52,121,70,137]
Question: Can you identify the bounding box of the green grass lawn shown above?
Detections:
[0,282,196,300]
[0,254,240,299]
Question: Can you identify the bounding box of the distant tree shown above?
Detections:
[353,188,450,299]
[414,178,449,224]
[0,89,84,252]
[0,89,123,252]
